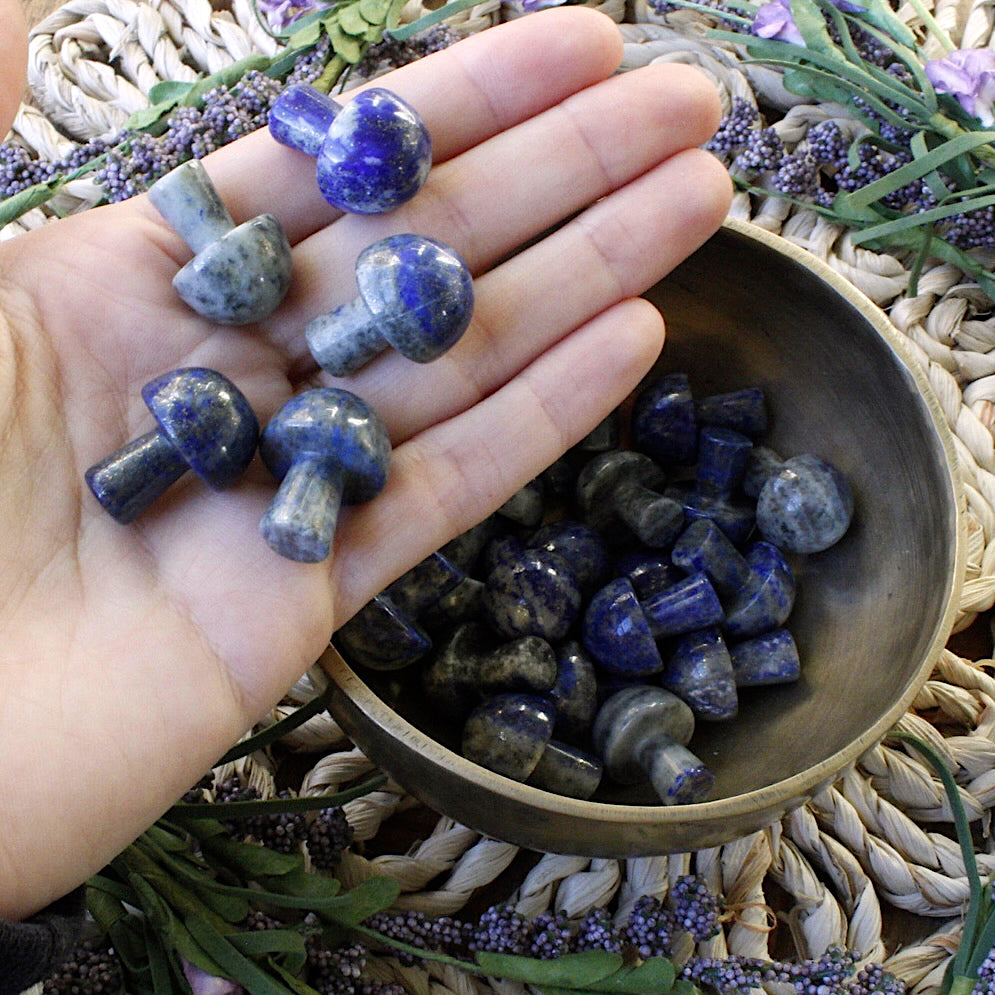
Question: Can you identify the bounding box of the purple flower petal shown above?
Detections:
[181,960,244,995]
[752,0,805,45]
[926,47,995,125]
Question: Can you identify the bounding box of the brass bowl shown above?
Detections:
[319,218,965,856]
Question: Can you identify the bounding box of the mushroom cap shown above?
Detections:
[258,387,390,504]
[576,450,666,530]
[581,577,663,678]
[173,214,292,325]
[141,367,259,489]
[356,234,474,363]
[592,685,696,784]
[316,88,432,214]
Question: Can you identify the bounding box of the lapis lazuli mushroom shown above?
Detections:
[461,693,555,782]
[671,518,753,599]
[527,740,603,800]
[631,372,698,466]
[306,234,474,377]
[384,550,465,619]
[660,626,739,721]
[268,84,432,214]
[756,453,854,553]
[528,520,609,594]
[581,573,724,678]
[577,450,685,548]
[549,640,599,741]
[147,160,292,325]
[258,388,390,562]
[592,685,714,805]
[680,425,756,544]
[335,593,431,671]
[85,367,259,524]
[482,548,583,642]
[723,541,796,639]
[730,628,801,686]
[696,386,767,437]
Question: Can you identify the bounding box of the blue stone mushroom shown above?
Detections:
[660,626,739,721]
[268,83,432,214]
[335,593,431,671]
[723,541,796,639]
[581,573,724,678]
[306,234,474,376]
[461,693,555,782]
[729,628,801,686]
[527,740,603,800]
[147,160,292,325]
[592,685,715,805]
[258,388,390,562]
[756,453,854,553]
[631,372,698,466]
[85,367,259,524]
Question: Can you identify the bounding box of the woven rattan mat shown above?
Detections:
[10,1,995,991]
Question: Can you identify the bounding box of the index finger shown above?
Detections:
[201,8,625,243]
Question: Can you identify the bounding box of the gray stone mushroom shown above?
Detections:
[147,159,292,324]
[592,685,715,805]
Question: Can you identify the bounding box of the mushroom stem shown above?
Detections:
[147,160,235,254]
[259,456,345,562]
[267,84,340,157]
[85,429,190,525]
[613,479,684,547]
[640,738,716,805]
[306,298,386,376]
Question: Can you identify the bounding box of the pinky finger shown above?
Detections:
[330,296,667,620]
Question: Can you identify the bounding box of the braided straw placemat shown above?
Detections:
[9,2,995,991]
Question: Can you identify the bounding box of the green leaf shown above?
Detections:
[147,80,196,105]
[0,180,61,228]
[848,192,995,244]
[791,0,836,55]
[327,21,365,62]
[599,958,678,992]
[143,918,176,995]
[476,950,624,986]
[837,129,995,212]
[184,910,294,995]
[269,957,325,994]
[358,0,392,22]
[858,0,916,46]
[313,875,400,926]
[230,927,308,970]
[339,2,370,33]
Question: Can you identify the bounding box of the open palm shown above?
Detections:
[0,8,730,921]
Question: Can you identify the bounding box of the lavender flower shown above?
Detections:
[925,48,995,125]
[521,0,570,9]
[752,0,804,44]
[182,959,244,995]
[255,0,320,30]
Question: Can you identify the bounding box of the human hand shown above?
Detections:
[0,7,730,920]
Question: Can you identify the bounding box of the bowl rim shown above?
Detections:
[319,217,967,839]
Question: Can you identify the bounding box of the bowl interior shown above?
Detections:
[321,220,964,854]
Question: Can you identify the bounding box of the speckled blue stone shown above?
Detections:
[461,693,555,781]
[640,572,724,639]
[421,620,488,713]
[479,534,527,579]
[696,387,767,437]
[756,453,854,553]
[258,388,390,562]
[527,740,603,800]
[438,517,498,573]
[632,372,698,466]
[420,576,486,632]
[581,578,663,678]
[335,593,431,671]
[723,552,796,639]
[744,539,793,578]
[477,635,558,696]
[85,367,259,524]
[482,550,582,641]
[385,551,464,618]
[592,685,712,804]
[549,640,599,740]
[695,425,753,499]
[680,490,756,545]
[577,450,684,548]
[269,84,432,214]
[615,550,683,600]
[306,234,474,376]
[529,520,609,593]
[147,160,292,325]
[671,519,752,598]
[729,628,801,686]
[660,627,738,721]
